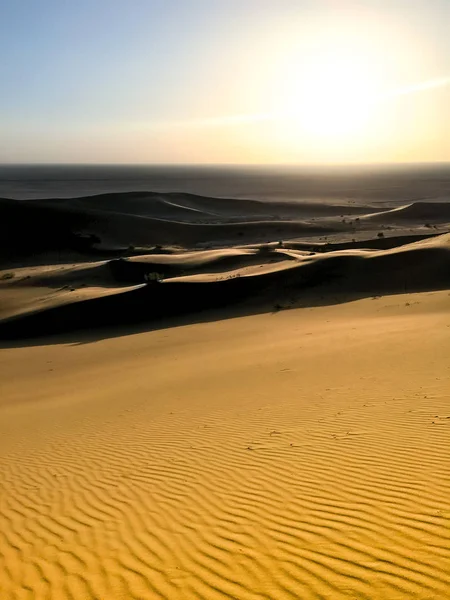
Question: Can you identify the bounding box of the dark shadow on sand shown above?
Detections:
[1,239,449,348]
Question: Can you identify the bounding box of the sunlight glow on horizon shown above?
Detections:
[150,74,450,130]
[1,1,448,164]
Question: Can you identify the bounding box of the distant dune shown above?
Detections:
[0,194,344,255]
[1,191,449,263]
[362,201,450,224]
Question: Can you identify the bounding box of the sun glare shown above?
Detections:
[278,48,380,142]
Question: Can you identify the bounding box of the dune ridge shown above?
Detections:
[1,192,449,262]
[362,201,450,223]
[1,233,449,339]
[1,191,449,339]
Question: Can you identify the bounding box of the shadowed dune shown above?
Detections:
[2,192,449,266]
[0,195,342,257]
[1,187,449,342]
[362,201,450,224]
[1,233,449,340]
[39,191,376,220]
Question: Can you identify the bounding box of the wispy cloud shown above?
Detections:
[192,75,450,127]
[380,76,450,99]
[134,75,450,132]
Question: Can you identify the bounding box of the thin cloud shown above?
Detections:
[133,76,450,131]
[380,76,450,99]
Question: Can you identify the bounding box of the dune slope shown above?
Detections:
[2,193,449,262]
[0,291,449,599]
[1,233,449,338]
[1,190,449,599]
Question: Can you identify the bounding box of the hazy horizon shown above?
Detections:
[2,161,450,168]
[2,161,449,202]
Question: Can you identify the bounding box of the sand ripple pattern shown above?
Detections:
[1,308,449,599]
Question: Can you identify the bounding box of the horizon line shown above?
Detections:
[2,160,450,168]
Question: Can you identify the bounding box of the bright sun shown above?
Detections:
[270,34,388,153]
[281,49,379,140]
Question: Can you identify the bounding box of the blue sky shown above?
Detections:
[1,0,449,163]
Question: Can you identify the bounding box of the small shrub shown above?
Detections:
[144,272,163,283]
[377,232,384,238]
[1,272,14,280]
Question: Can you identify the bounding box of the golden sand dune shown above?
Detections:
[1,189,449,598]
[1,290,449,599]
[0,261,141,321]
[1,233,449,338]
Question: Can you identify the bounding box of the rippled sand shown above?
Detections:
[1,291,449,599]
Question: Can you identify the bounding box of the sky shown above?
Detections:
[1,0,449,164]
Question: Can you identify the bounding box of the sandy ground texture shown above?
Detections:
[0,289,449,599]
[1,187,449,598]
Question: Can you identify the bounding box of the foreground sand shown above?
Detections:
[1,291,449,599]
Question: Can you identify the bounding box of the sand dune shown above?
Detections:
[1,290,449,599]
[362,201,450,224]
[42,191,375,221]
[1,188,450,599]
[1,233,449,338]
[2,193,449,265]
[2,191,449,267]
[0,260,138,321]
[0,194,343,255]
